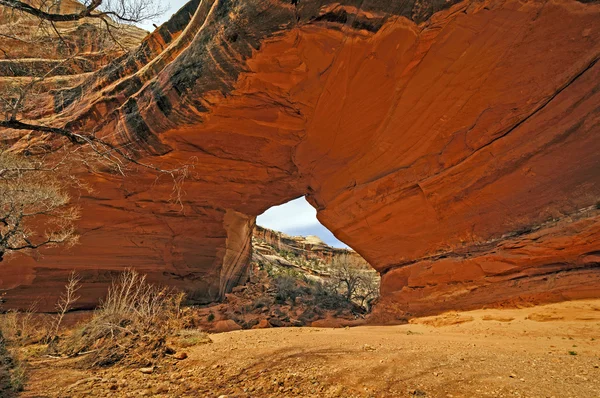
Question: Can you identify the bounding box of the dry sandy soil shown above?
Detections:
[20,299,600,398]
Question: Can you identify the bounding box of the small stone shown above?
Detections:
[509,373,517,378]
[173,352,188,360]
[139,366,154,374]
[363,344,376,352]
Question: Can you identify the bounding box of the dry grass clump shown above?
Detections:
[0,308,37,345]
[0,304,51,346]
[60,269,185,367]
[170,329,212,349]
[0,298,45,395]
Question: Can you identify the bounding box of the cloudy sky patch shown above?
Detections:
[257,197,348,248]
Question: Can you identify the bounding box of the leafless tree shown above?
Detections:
[0,0,165,24]
[329,254,380,307]
[0,149,80,262]
[330,254,365,301]
[355,271,379,310]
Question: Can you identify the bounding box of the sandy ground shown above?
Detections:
[20,299,600,398]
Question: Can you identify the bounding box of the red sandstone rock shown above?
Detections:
[172,352,188,360]
[1,0,599,317]
[252,319,272,329]
[210,320,242,334]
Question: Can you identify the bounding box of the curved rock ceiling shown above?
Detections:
[1,0,599,316]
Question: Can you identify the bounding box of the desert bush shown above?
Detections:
[0,329,27,394]
[255,250,379,313]
[0,330,12,390]
[252,296,272,310]
[47,271,81,342]
[277,249,297,260]
[0,305,48,345]
[0,300,46,395]
[261,260,306,281]
[274,275,308,305]
[272,273,358,313]
[7,359,26,392]
[309,282,353,311]
[60,269,185,367]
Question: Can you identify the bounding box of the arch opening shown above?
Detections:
[256,197,348,249]
[251,197,380,313]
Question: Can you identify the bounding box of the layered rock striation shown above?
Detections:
[1,0,599,315]
[253,226,355,264]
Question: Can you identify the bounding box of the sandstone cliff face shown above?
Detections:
[1,0,599,315]
[253,226,354,264]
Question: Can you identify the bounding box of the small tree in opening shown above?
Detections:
[329,254,380,308]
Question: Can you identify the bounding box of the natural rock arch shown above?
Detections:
[1,0,599,316]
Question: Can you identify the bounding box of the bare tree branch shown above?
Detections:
[0,150,80,262]
[0,0,164,23]
[0,0,190,263]
[0,0,103,22]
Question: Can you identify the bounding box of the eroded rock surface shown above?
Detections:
[1,0,599,315]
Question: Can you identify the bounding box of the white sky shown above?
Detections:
[256,197,318,232]
[136,4,347,248]
[137,1,188,31]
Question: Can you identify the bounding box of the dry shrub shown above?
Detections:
[0,302,46,395]
[60,269,185,367]
[0,304,49,345]
[0,330,27,394]
[47,271,81,342]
